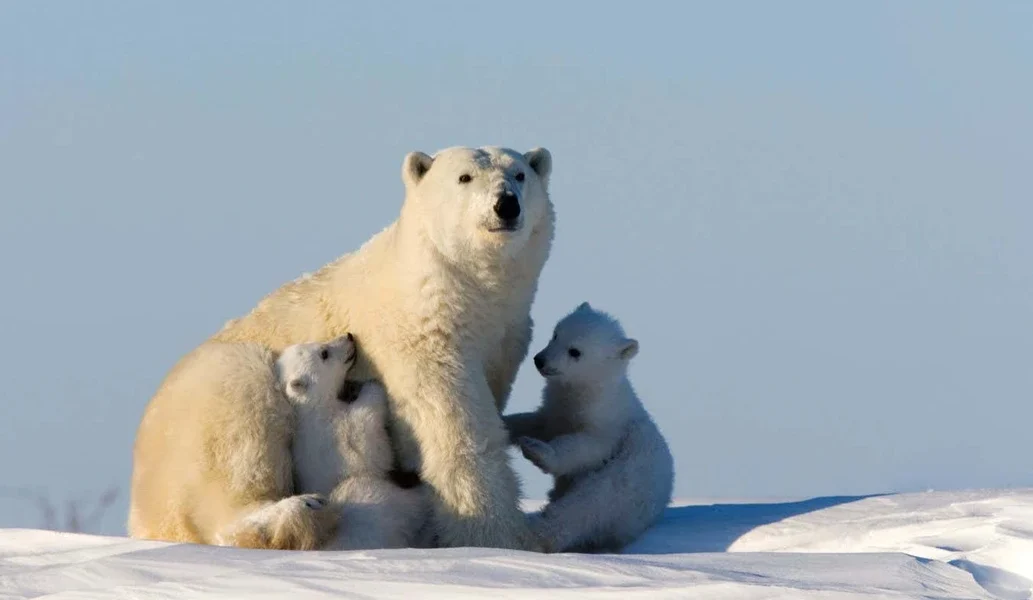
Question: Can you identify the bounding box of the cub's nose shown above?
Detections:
[493,191,521,222]
[533,352,545,371]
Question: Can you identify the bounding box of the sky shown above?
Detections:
[1,1,1031,536]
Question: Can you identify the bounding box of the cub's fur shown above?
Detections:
[278,335,427,549]
[504,303,673,553]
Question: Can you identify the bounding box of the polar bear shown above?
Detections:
[278,335,427,550]
[129,145,555,551]
[503,303,674,553]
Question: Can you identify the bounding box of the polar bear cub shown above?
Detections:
[503,303,674,553]
[277,334,427,550]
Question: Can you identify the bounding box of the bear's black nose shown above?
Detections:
[493,191,521,222]
[533,352,545,371]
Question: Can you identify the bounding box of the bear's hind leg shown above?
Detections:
[216,494,338,550]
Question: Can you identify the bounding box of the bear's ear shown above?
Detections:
[524,147,552,187]
[577,301,592,312]
[402,151,434,189]
[618,338,639,361]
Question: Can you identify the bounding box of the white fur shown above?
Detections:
[503,303,674,553]
[326,476,428,551]
[278,335,427,550]
[129,146,555,551]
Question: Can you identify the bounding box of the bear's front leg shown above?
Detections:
[487,317,533,414]
[401,366,539,551]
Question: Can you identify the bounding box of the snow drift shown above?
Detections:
[2,488,1031,599]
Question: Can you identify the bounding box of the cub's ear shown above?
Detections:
[524,147,552,188]
[618,338,639,361]
[576,301,592,312]
[402,151,434,189]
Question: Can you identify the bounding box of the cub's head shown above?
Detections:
[400,145,552,260]
[533,302,639,385]
[276,334,357,404]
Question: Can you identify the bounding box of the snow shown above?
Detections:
[2,489,1031,599]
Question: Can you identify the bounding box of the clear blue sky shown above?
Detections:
[1,2,1030,535]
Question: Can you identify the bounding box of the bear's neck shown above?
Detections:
[391,217,541,324]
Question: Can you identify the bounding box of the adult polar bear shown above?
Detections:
[129,146,554,551]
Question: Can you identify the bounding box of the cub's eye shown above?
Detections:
[319,348,330,361]
[568,348,581,359]
[458,174,472,184]
[515,172,525,182]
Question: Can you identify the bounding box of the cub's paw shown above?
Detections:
[518,437,556,474]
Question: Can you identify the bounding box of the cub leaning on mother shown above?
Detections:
[128,146,555,551]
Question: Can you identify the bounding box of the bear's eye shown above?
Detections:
[568,348,581,359]
[458,174,472,184]
[515,172,525,182]
[319,348,330,361]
